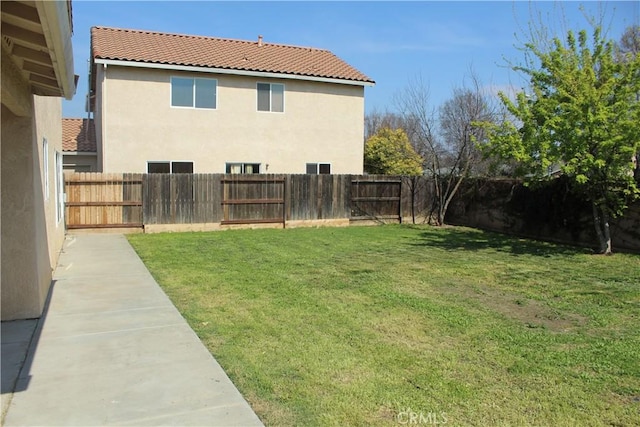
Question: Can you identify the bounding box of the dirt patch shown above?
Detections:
[245,393,293,426]
[367,309,452,351]
[443,286,588,332]
[374,405,397,423]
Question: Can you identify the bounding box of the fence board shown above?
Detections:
[174,174,194,224]
[289,174,308,220]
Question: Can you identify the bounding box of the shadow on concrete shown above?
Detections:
[2,234,263,425]
[1,280,56,395]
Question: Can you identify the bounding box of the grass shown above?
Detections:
[127,225,640,426]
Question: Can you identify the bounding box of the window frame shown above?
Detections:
[147,161,194,174]
[43,138,49,200]
[257,82,285,113]
[55,151,64,224]
[170,76,218,110]
[226,162,261,174]
[147,161,170,174]
[306,162,332,175]
[171,161,194,174]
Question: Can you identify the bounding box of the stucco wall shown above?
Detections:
[2,104,43,319]
[34,95,66,268]
[96,65,365,174]
[1,95,65,320]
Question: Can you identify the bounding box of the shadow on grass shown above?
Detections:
[407,225,591,257]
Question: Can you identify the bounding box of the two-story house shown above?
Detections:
[89,26,375,174]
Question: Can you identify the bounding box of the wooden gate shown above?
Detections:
[350,178,402,223]
[65,173,143,229]
[221,175,285,225]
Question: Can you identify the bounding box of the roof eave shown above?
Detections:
[36,0,76,100]
[93,58,375,87]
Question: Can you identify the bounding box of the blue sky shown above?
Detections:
[63,1,639,118]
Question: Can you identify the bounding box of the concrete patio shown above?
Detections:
[1,233,263,426]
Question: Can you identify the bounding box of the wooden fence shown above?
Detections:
[65,173,416,230]
[65,173,143,229]
[351,179,402,222]
[63,172,639,251]
[222,175,285,225]
[287,174,353,221]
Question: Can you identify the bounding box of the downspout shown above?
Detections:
[102,62,107,171]
[84,59,91,144]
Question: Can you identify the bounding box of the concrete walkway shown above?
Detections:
[1,234,263,426]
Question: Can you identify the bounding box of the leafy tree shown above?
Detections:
[364,127,423,175]
[480,27,640,254]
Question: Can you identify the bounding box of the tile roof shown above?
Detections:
[91,26,374,85]
[62,118,96,152]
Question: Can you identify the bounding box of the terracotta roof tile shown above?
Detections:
[62,118,96,152]
[91,26,374,84]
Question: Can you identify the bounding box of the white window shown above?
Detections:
[43,138,49,200]
[55,151,64,224]
[147,161,194,173]
[171,77,217,109]
[226,163,260,174]
[306,163,331,174]
[257,83,284,112]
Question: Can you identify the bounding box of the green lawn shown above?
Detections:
[128,225,640,426]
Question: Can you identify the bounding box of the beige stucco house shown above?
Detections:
[62,118,97,171]
[90,26,374,174]
[1,0,76,320]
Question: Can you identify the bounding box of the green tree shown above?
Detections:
[481,27,640,254]
[364,127,423,176]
